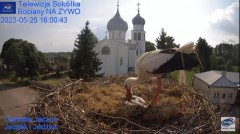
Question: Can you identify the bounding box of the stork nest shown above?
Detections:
[19,76,219,133]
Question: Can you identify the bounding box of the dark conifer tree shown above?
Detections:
[156,28,179,49]
[70,21,102,80]
[196,37,213,72]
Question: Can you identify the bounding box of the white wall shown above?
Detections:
[96,40,128,76]
[117,43,128,74]
[194,76,238,104]
[128,50,136,68]
[194,77,210,97]
[109,31,126,41]
[209,87,237,104]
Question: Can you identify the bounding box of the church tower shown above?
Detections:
[107,1,128,43]
[131,3,145,55]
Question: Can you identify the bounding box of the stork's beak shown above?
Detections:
[125,85,132,101]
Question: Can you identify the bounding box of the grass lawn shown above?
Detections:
[185,68,200,86]
[40,77,68,86]
[185,70,194,86]
[0,72,28,87]
[170,70,179,80]
[232,66,240,72]
[0,71,68,87]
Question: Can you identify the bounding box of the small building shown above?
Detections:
[194,70,239,104]
[39,60,53,74]
[54,56,69,71]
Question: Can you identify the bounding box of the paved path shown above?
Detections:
[0,81,38,119]
[178,70,186,85]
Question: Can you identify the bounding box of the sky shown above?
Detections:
[0,0,239,52]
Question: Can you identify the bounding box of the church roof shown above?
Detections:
[107,8,128,32]
[132,13,145,25]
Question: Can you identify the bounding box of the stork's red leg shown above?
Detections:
[150,77,162,106]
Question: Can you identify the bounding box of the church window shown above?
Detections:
[120,57,123,65]
[136,49,138,56]
[134,33,137,40]
[138,33,141,40]
[101,46,110,55]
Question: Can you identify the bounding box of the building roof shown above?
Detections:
[194,70,239,88]
[132,13,145,25]
[213,71,239,84]
[107,8,128,32]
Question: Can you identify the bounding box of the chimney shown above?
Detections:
[222,70,227,77]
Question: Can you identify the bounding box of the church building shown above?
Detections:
[95,3,146,75]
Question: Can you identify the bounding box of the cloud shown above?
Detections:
[228,39,236,44]
[210,1,239,35]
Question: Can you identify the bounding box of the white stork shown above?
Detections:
[124,42,199,106]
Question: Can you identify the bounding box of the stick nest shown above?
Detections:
[20,76,219,134]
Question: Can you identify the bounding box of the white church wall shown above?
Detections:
[133,25,144,30]
[109,31,126,41]
[128,49,137,69]
[116,44,128,74]
[96,40,119,75]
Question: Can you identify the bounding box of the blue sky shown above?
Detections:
[0,0,239,52]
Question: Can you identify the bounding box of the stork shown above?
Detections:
[124,42,199,106]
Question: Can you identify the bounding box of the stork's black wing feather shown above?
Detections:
[159,48,177,54]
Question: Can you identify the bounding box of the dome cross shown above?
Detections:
[137,2,140,13]
[117,0,119,9]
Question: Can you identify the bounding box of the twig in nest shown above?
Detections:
[91,111,155,132]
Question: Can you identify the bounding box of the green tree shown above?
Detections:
[70,21,102,80]
[21,42,39,78]
[214,43,239,67]
[156,28,179,49]
[145,41,156,52]
[196,37,213,71]
[1,39,40,80]
[1,38,23,69]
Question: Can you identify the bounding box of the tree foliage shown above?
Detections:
[156,28,179,49]
[196,37,213,72]
[145,41,156,52]
[1,38,41,80]
[1,38,23,69]
[70,21,102,80]
[214,43,239,67]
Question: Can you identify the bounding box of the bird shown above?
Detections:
[124,42,199,106]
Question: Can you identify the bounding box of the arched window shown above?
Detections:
[138,33,141,40]
[101,46,110,55]
[136,49,138,56]
[134,33,137,40]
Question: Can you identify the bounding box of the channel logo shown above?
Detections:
[221,117,235,131]
[0,2,16,14]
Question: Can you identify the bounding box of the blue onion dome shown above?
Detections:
[107,9,128,32]
[132,12,145,25]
